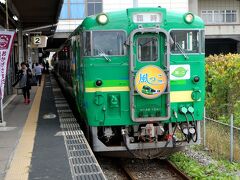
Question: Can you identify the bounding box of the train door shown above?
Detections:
[129,30,170,122]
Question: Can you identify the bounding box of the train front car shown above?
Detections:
[77,8,205,159]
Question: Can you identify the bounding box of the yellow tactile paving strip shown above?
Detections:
[5,79,44,180]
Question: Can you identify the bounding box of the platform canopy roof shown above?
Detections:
[8,0,63,36]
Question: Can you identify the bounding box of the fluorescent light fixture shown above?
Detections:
[13,15,18,21]
[0,0,6,4]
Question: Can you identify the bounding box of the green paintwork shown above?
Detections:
[85,80,129,88]
[170,80,187,86]
[63,7,205,126]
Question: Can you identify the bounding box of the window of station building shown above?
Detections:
[91,31,126,56]
[170,30,201,54]
[87,0,102,16]
[59,0,85,19]
[201,10,237,24]
[137,37,158,62]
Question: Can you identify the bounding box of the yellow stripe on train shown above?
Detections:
[85,88,197,102]
[85,87,130,92]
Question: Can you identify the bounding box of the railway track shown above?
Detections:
[120,159,190,180]
[97,156,190,180]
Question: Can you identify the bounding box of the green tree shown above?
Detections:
[206,54,240,126]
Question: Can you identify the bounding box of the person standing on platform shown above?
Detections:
[34,63,42,86]
[45,61,49,73]
[12,62,32,104]
[42,61,46,73]
[32,62,35,69]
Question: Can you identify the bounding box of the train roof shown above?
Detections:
[71,7,204,36]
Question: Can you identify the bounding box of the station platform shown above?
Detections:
[0,74,106,180]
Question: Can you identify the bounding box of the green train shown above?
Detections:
[53,7,205,159]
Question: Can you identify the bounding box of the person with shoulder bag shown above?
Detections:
[12,62,32,104]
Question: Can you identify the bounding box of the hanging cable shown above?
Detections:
[188,112,198,142]
[183,113,191,143]
[122,133,137,158]
[179,107,191,143]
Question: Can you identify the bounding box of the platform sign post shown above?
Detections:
[0,30,15,126]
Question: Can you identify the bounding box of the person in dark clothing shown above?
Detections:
[45,61,49,73]
[42,61,46,73]
[12,62,32,104]
[32,63,35,69]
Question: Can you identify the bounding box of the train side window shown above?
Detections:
[200,30,205,53]
[83,32,91,56]
[170,30,200,54]
[137,37,158,61]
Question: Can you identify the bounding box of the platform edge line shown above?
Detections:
[4,79,44,180]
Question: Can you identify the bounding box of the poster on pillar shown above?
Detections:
[0,31,16,99]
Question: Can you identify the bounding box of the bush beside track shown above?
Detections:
[206,53,240,127]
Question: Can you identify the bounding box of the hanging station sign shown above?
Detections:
[31,36,48,48]
[33,36,41,45]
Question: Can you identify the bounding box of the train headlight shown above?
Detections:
[189,127,196,134]
[95,80,103,87]
[182,127,189,135]
[184,13,194,24]
[193,76,200,83]
[97,14,108,25]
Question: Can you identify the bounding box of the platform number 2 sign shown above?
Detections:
[33,36,41,45]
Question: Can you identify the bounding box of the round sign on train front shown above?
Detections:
[135,65,167,99]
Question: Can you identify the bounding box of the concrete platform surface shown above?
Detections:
[0,74,105,180]
[0,86,37,179]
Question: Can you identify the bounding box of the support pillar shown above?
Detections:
[0,99,6,126]
[133,0,138,7]
[18,28,24,63]
[237,42,240,53]
[27,35,32,68]
[188,0,199,15]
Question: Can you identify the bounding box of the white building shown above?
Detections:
[55,0,188,37]
[190,0,240,55]
[56,0,240,55]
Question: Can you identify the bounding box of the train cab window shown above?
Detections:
[92,31,126,56]
[170,30,200,54]
[137,37,158,61]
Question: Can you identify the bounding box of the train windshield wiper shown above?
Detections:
[97,48,111,62]
[175,42,189,60]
